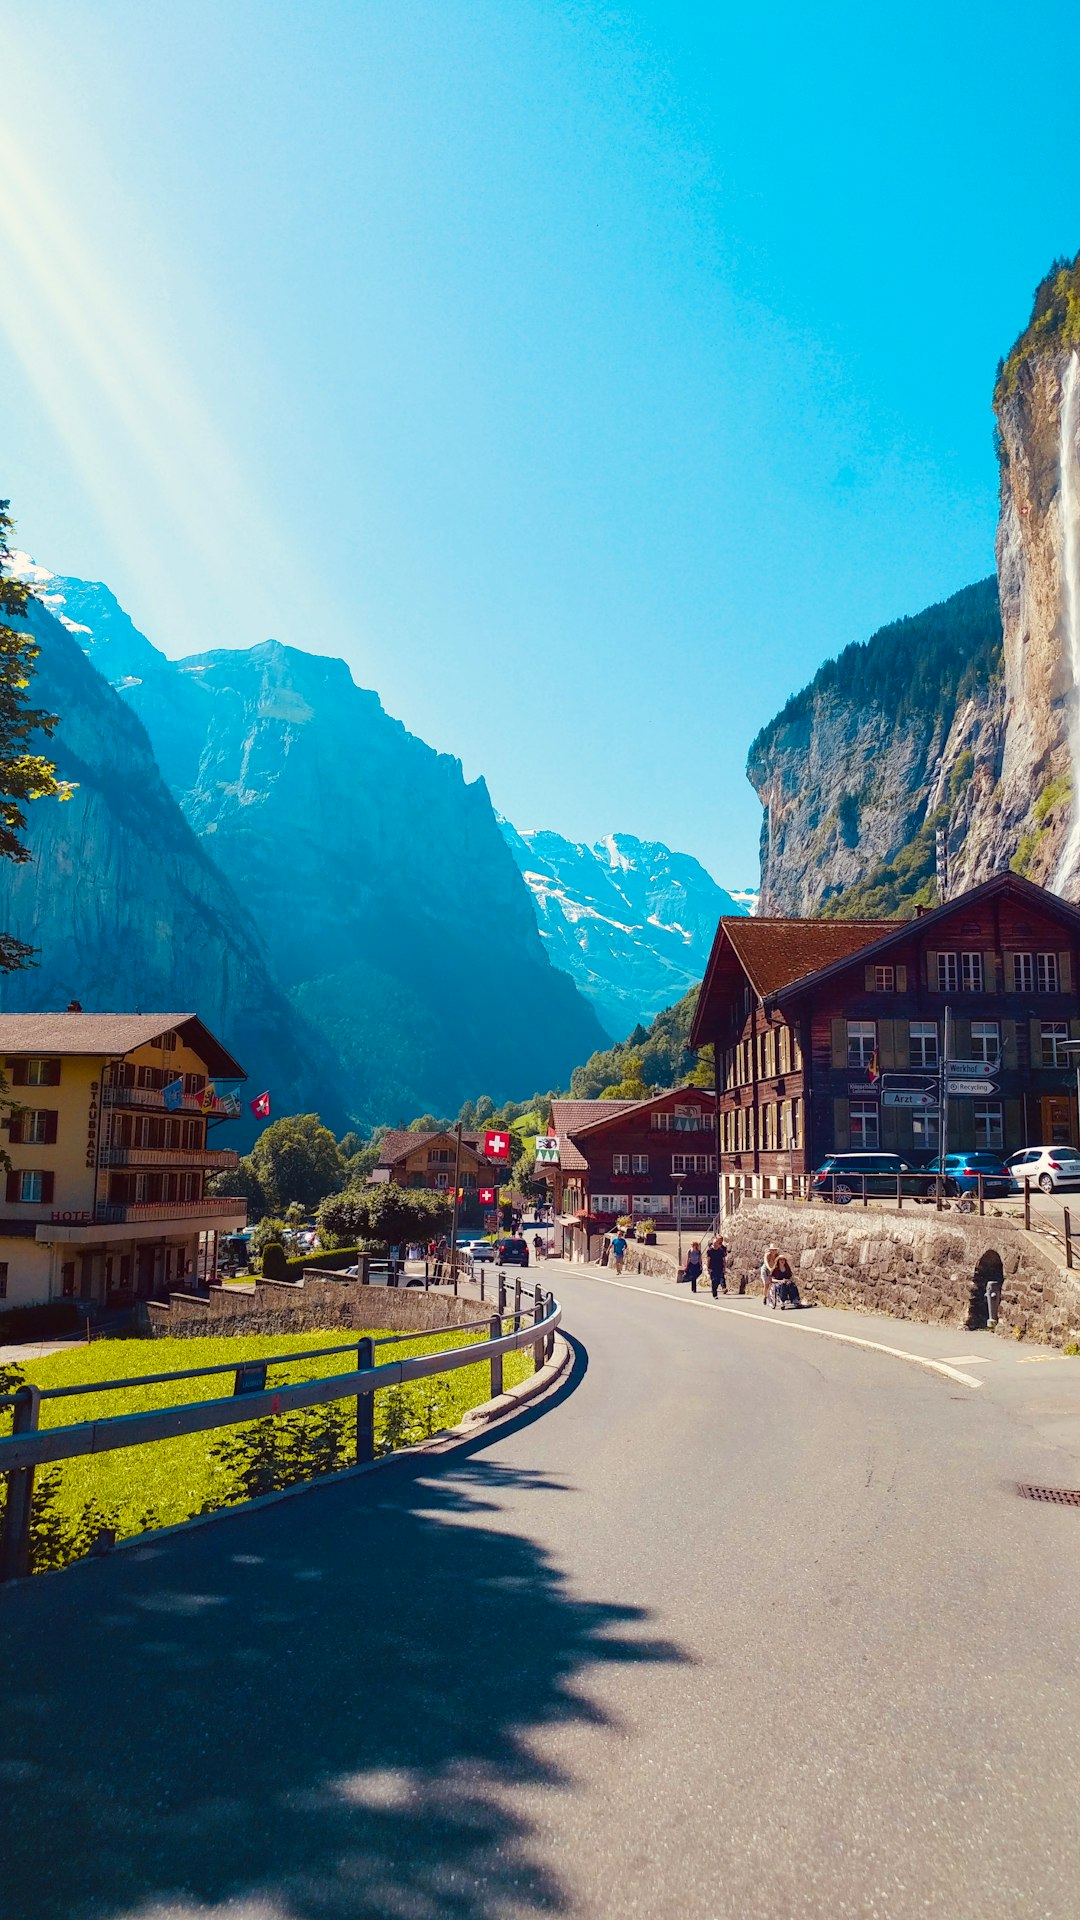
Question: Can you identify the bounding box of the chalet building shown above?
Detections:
[543,1087,718,1232]
[689,873,1080,1211]
[0,1011,247,1310]
[371,1128,489,1195]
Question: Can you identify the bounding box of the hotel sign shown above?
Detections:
[85,1078,100,1169]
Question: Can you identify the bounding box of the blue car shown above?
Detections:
[941,1152,1014,1197]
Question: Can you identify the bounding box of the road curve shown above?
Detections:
[3,1263,1080,1920]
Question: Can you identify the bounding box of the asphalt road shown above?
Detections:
[3,1264,1080,1920]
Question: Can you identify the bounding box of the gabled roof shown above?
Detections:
[690,918,895,1045]
[571,1083,715,1141]
[772,871,1080,1007]
[691,872,1080,1047]
[375,1128,483,1167]
[548,1098,641,1172]
[0,1012,244,1079]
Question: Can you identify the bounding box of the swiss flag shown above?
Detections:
[479,1186,496,1205]
[250,1091,271,1119]
[484,1129,510,1162]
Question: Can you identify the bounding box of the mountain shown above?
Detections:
[0,591,338,1140]
[568,985,708,1100]
[749,579,1004,915]
[498,822,749,1037]
[17,566,606,1122]
[749,250,1080,919]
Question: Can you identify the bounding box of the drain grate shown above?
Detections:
[1018,1483,1080,1506]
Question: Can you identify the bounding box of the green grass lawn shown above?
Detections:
[8,1324,533,1563]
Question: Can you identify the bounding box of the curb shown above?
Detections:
[1,1336,574,1589]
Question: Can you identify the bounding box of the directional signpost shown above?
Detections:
[882,1088,939,1108]
[944,1060,998,1079]
[947,1080,998,1097]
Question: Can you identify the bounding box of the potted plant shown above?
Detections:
[635,1217,656,1245]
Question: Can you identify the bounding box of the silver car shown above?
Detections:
[1008,1146,1080,1193]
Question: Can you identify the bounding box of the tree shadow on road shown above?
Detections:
[1,1365,685,1920]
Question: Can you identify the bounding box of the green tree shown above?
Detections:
[207,1155,269,1218]
[317,1182,451,1250]
[0,502,73,976]
[248,1113,343,1214]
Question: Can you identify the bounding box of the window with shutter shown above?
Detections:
[41,1172,54,1204]
[7,1114,22,1144]
[8,1060,27,1086]
[4,1170,18,1202]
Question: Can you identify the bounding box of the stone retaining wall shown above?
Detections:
[585,1233,679,1280]
[720,1200,1080,1345]
[143,1277,489,1339]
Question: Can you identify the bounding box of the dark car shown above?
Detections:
[811,1152,917,1200]
[496,1237,530,1267]
[941,1152,1015,1197]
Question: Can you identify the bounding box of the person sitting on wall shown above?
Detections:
[761,1244,800,1310]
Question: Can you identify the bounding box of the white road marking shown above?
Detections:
[574,1269,985,1389]
[938,1355,995,1366]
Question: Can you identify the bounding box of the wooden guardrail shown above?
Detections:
[0,1288,561,1583]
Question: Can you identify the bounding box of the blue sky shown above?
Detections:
[3,2,1080,883]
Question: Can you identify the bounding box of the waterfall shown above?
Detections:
[1053,351,1080,894]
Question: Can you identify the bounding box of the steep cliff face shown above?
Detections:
[0,598,339,1136]
[499,822,746,1036]
[749,253,1080,918]
[986,256,1080,892]
[749,581,1003,915]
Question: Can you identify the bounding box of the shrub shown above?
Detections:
[260,1241,290,1282]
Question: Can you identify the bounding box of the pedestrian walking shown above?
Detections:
[706,1235,728,1298]
[610,1229,627,1275]
[682,1241,703,1293]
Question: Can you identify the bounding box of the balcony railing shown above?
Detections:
[101,1085,209,1112]
[93,1198,248,1226]
[99,1148,240,1170]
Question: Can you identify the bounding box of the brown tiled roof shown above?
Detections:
[548,1099,642,1171]
[375,1128,482,1167]
[0,1012,244,1078]
[723,918,902,998]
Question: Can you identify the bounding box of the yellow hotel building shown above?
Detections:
[0,1010,248,1311]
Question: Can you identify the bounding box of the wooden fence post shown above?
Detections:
[1,1383,41,1583]
[355,1336,375,1464]
[489,1314,503,1400]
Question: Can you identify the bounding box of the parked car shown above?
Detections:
[940,1152,1015,1197]
[496,1237,530,1267]
[1008,1145,1080,1193]
[811,1152,917,1200]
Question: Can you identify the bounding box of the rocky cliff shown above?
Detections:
[499,822,746,1036]
[749,580,1003,915]
[0,595,338,1137]
[750,250,1080,917]
[987,256,1080,893]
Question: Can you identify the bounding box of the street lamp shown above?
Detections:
[674,1177,686,1264]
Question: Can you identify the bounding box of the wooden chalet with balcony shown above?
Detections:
[542,1087,718,1234]
[690,873,1080,1210]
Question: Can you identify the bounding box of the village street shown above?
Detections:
[3,1263,1080,1920]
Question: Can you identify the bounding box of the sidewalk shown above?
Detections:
[559,1255,1080,1469]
